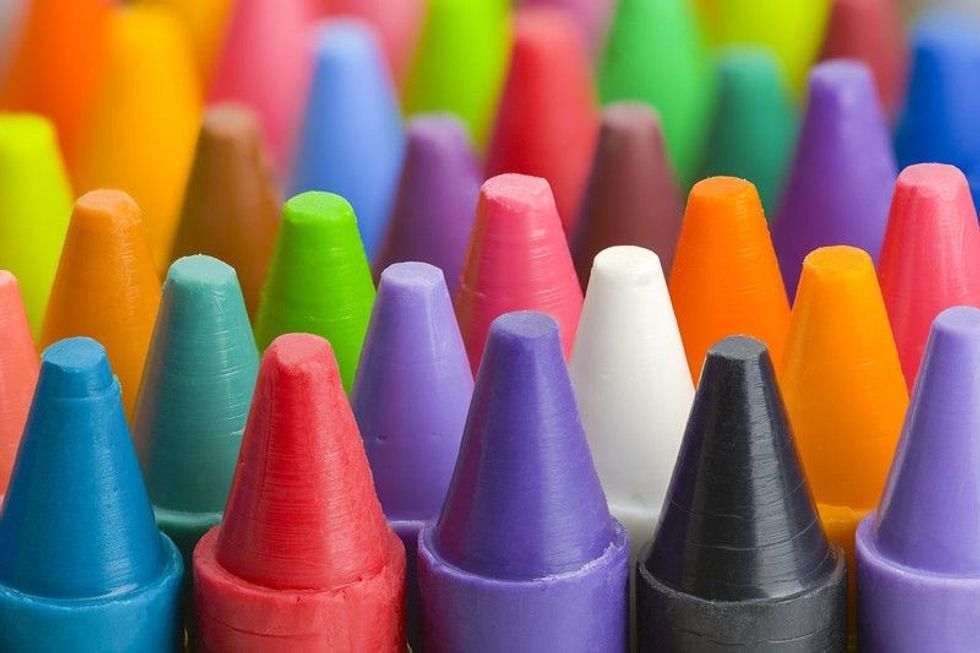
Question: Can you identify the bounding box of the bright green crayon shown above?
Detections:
[255,192,376,391]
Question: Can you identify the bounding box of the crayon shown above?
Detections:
[573,103,683,286]
[193,334,405,652]
[170,105,280,318]
[519,0,615,55]
[570,246,693,553]
[636,335,848,652]
[374,115,481,296]
[780,246,908,638]
[73,5,202,270]
[0,272,38,496]
[137,0,235,85]
[351,261,473,651]
[700,47,797,215]
[418,311,630,652]
[877,163,980,388]
[41,190,161,417]
[403,0,511,146]
[856,306,980,652]
[0,0,28,82]
[455,174,583,371]
[485,6,599,235]
[290,19,406,261]
[329,0,425,86]
[0,337,183,652]
[255,192,375,392]
[598,0,714,183]
[0,114,72,334]
[773,60,897,297]
[668,177,790,382]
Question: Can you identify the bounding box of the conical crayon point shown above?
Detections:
[638,335,847,650]
[0,272,38,496]
[328,0,425,85]
[420,310,629,651]
[570,246,693,554]
[878,163,980,388]
[140,0,235,84]
[0,337,182,651]
[290,19,405,261]
[170,104,280,318]
[773,59,897,297]
[857,306,980,651]
[668,176,790,383]
[520,0,615,55]
[194,333,405,651]
[0,113,72,335]
[456,174,583,372]
[255,191,375,391]
[574,103,683,287]
[41,189,161,418]
[485,6,599,236]
[700,46,798,214]
[374,114,481,296]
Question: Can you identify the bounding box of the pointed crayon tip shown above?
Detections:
[374,114,481,296]
[878,163,980,388]
[0,337,182,650]
[328,0,425,85]
[774,59,897,297]
[521,0,615,55]
[638,335,847,650]
[170,104,280,318]
[0,272,38,495]
[669,176,790,383]
[456,174,583,372]
[574,103,683,286]
[194,333,405,651]
[857,306,980,651]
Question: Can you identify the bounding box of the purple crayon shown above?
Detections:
[374,116,481,295]
[418,311,630,652]
[350,261,473,652]
[773,60,897,298]
[857,306,980,652]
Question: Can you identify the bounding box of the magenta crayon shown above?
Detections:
[418,311,630,652]
[857,306,980,652]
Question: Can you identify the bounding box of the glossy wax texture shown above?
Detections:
[290,20,405,261]
[773,60,898,298]
[374,114,481,297]
[255,192,376,392]
[0,338,183,652]
[519,0,615,54]
[329,0,425,86]
[418,311,630,653]
[456,174,583,372]
[0,273,38,495]
[669,177,790,383]
[41,190,161,417]
[570,247,693,553]
[877,164,980,388]
[485,7,599,236]
[598,0,713,183]
[193,334,405,652]
[351,262,473,651]
[0,114,71,334]
[574,103,683,287]
[857,306,980,652]
[637,336,847,652]
[170,105,280,317]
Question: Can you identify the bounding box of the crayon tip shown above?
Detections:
[668,176,790,383]
[774,59,897,297]
[0,272,38,496]
[141,0,235,84]
[878,163,980,388]
[374,114,481,296]
[328,0,425,85]
[456,174,583,372]
[520,0,615,55]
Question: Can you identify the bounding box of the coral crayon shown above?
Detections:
[0,338,183,652]
[520,0,615,55]
[194,334,405,652]
[0,272,37,496]
[329,0,425,85]
[418,311,630,652]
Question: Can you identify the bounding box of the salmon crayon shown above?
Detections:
[0,272,38,496]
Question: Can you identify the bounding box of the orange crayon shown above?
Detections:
[669,176,790,381]
[0,272,38,496]
[41,190,161,418]
[137,0,235,86]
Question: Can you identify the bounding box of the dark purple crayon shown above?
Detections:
[350,261,473,652]
[857,306,980,653]
[773,60,897,298]
[374,115,481,295]
[418,311,630,652]
[637,336,847,652]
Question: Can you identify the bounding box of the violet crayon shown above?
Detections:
[418,311,630,653]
